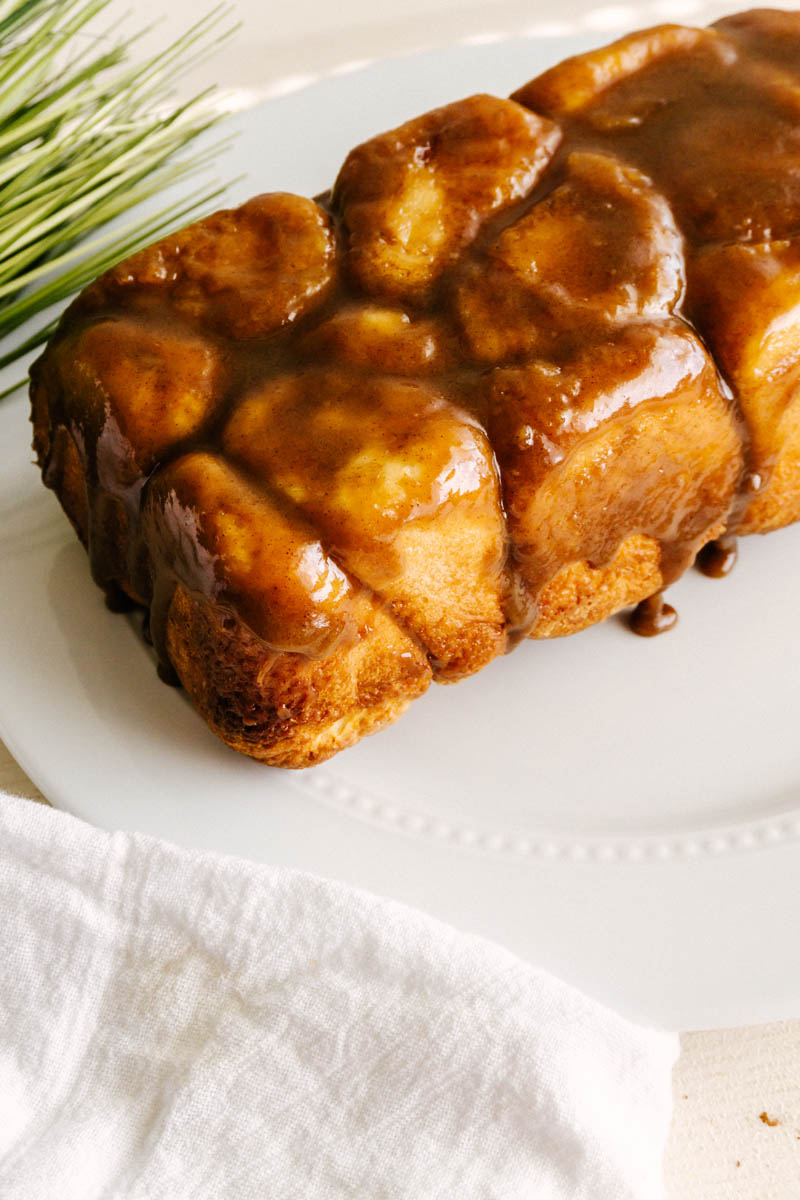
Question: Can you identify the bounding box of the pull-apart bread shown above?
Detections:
[30,9,800,766]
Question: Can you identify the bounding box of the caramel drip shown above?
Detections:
[696,533,739,579]
[629,593,678,638]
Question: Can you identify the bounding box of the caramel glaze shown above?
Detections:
[29,9,800,693]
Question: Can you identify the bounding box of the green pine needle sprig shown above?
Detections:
[0,0,237,383]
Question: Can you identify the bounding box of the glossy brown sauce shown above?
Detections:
[629,592,678,637]
[696,533,739,578]
[30,10,800,678]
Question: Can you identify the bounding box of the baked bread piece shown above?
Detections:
[30,9,800,767]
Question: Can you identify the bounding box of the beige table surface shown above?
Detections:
[5,0,800,1192]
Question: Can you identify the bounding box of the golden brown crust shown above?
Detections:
[532,531,728,639]
[165,586,431,769]
[31,408,433,769]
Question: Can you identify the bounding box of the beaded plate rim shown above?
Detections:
[296,767,800,862]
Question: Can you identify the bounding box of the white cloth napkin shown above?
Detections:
[0,790,677,1199]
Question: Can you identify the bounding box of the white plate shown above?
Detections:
[3,33,800,1031]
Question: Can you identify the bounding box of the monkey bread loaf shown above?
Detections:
[30,9,800,767]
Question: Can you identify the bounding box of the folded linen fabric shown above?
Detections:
[0,791,677,1198]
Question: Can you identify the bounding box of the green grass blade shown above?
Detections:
[0,0,237,376]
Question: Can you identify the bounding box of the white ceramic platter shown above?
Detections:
[3,33,800,1030]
